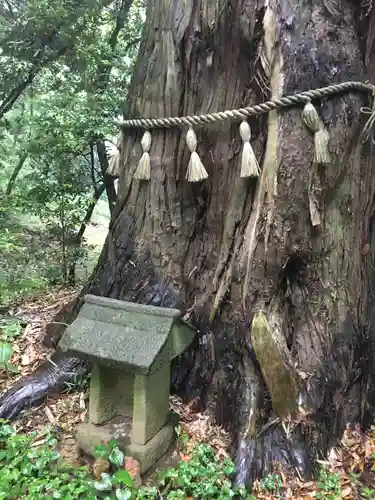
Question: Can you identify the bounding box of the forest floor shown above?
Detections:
[1,288,375,499]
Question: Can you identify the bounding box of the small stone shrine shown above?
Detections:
[58,294,196,474]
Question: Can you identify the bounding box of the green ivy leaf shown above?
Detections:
[0,343,13,364]
[114,469,133,487]
[93,444,110,459]
[109,446,124,467]
[115,488,132,499]
[93,472,113,491]
[108,439,117,449]
[5,363,19,374]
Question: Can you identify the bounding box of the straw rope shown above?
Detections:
[114,81,375,133]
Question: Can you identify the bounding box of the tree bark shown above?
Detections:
[2,0,375,486]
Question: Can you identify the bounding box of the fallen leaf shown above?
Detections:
[21,354,31,365]
[341,485,352,497]
[124,456,142,487]
[179,453,191,462]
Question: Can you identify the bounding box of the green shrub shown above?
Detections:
[0,420,253,499]
[0,221,49,306]
[0,420,95,499]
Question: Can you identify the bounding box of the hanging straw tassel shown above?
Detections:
[134,130,152,180]
[313,128,330,165]
[107,150,120,177]
[185,127,208,182]
[106,133,123,177]
[302,102,331,165]
[239,120,260,178]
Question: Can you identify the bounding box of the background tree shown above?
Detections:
[2,0,375,487]
[0,0,144,298]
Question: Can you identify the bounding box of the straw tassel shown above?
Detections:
[185,127,208,182]
[239,121,260,178]
[302,102,331,165]
[134,130,152,180]
[107,150,120,177]
[107,133,123,177]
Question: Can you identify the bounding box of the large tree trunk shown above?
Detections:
[2,0,375,486]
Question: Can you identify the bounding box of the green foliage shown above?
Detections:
[90,436,252,499]
[0,206,53,305]
[0,421,253,500]
[156,443,251,499]
[0,0,145,303]
[360,486,375,499]
[0,419,96,499]
[0,318,21,374]
[316,468,342,499]
[92,440,154,498]
[0,318,22,340]
[0,0,120,113]
[259,473,284,497]
[348,471,375,499]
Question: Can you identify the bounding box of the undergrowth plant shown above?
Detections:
[0,420,253,499]
[259,473,284,497]
[0,420,95,499]
[2,419,374,499]
[316,468,342,499]
[0,219,48,306]
[92,435,252,499]
[0,318,22,374]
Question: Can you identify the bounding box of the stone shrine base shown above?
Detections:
[76,413,178,475]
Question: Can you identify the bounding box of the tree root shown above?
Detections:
[0,350,89,420]
[235,425,312,486]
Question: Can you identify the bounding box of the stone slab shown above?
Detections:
[84,295,181,318]
[59,308,174,375]
[76,413,178,475]
[58,295,197,375]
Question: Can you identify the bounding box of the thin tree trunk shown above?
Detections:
[86,0,132,214]
[5,153,28,195]
[67,183,106,285]
[96,140,117,213]
[2,0,375,487]
[95,0,133,90]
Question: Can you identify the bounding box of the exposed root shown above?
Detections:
[235,424,312,487]
[0,351,88,420]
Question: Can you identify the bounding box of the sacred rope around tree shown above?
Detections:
[109,81,375,183]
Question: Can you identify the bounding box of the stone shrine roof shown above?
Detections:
[59,295,195,375]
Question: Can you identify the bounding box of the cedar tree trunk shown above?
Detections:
[2,0,375,485]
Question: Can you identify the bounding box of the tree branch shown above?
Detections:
[95,0,133,91]
[0,0,115,119]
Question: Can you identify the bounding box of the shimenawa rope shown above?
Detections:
[111,81,375,182]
